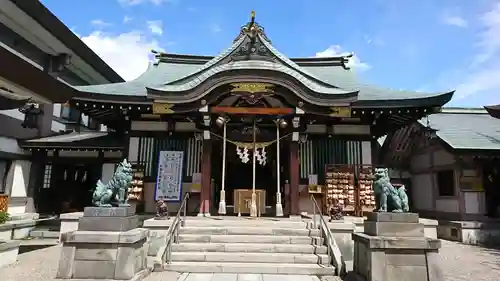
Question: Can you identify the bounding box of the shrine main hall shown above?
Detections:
[21,13,454,217]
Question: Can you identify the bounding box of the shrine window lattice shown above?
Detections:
[299,138,363,183]
[136,136,201,181]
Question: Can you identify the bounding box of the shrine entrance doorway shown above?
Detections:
[207,81,297,217]
[210,116,290,216]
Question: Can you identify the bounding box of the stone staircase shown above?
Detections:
[161,218,336,275]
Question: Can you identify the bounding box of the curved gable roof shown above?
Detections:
[72,14,453,109]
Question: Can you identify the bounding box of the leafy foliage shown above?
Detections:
[0,211,9,224]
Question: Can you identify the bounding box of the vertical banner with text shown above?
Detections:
[155,151,184,202]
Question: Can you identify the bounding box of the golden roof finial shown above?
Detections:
[251,11,255,21]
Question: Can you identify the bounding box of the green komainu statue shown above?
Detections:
[92,159,133,207]
[372,168,409,213]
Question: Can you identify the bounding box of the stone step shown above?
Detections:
[183,219,311,229]
[29,230,59,239]
[178,234,324,245]
[179,226,320,236]
[18,238,59,246]
[171,252,330,265]
[163,262,335,275]
[171,243,328,254]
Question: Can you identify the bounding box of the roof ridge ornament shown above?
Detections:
[151,49,163,65]
[233,10,272,44]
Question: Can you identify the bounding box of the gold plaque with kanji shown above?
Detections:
[152,102,174,114]
[230,83,274,94]
[330,107,351,117]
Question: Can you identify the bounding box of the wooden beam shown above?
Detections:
[211,107,294,115]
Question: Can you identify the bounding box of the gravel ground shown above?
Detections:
[0,241,498,281]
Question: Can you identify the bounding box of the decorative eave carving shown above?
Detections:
[229,38,277,63]
[230,11,276,63]
[233,11,271,44]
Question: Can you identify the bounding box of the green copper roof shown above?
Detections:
[74,18,454,106]
[419,108,500,151]
[303,66,452,102]
[149,60,352,96]
[75,62,200,96]
[147,33,354,97]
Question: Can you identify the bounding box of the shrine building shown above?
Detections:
[20,13,454,217]
[0,0,123,215]
[381,107,500,223]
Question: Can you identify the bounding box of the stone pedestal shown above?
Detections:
[56,207,150,280]
[352,213,442,281]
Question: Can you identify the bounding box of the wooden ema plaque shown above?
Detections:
[234,189,266,215]
[358,165,375,216]
[128,165,145,201]
[324,164,356,215]
[0,194,7,212]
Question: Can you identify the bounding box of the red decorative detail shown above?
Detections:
[211,106,293,115]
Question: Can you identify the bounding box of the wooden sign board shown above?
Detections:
[211,106,293,115]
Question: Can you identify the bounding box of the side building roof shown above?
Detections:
[420,108,500,153]
[379,107,500,167]
[383,108,500,160]
[18,131,124,151]
[10,0,124,83]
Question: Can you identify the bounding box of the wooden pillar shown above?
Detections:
[199,113,212,217]
[199,139,212,216]
[289,141,300,215]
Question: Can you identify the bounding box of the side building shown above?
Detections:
[381,107,500,221]
[0,0,123,214]
[21,14,455,217]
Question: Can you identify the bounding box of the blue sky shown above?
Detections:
[41,0,500,107]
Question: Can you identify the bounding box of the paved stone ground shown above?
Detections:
[154,272,320,281]
[439,240,500,281]
[0,241,498,281]
[0,244,61,281]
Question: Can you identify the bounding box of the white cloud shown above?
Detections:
[442,15,468,28]
[123,16,132,23]
[363,34,384,46]
[452,2,500,100]
[147,20,163,35]
[315,45,371,72]
[118,0,175,6]
[210,24,221,33]
[91,19,111,28]
[79,31,162,81]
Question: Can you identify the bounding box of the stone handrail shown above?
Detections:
[152,193,189,271]
[310,195,345,276]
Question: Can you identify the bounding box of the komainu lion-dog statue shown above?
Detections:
[372,167,409,213]
[92,159,133,207]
